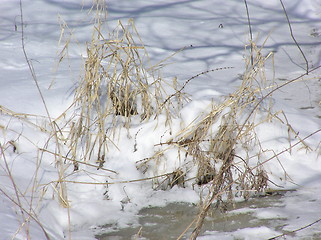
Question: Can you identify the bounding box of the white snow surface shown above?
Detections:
[0,0,321,239]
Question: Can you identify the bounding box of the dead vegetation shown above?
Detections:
[187,41,293,239]
[139,40,273,197]
[132,37,310,239]
[63,17,186,170]
[1,1,320,240]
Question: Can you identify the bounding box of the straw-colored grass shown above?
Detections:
[1,1,320,240]
[62,13,187,170]
[186,40,307,239]
[132,36,316,238]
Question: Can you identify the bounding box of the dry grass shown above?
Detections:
[132,37,316,239]
[64,16,186,170]
[142,45,270,193]
[186,40,309,239]
[1,1,320,239]
[0,114,52,239]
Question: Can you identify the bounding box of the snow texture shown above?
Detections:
[0,0,320,239]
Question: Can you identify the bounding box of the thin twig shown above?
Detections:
[19,0,66,170]
[19,0,70,237]
[244,0,253,66]
[0,145,51,239]
[236,64,321,141]
[268,218,321,240]
[177,217,197,240]
[56,172,173,185]
[39,148,118,174]
[279,0,309,74]
[0,188,52,240]
[253,128,321,171]
[161,67,234,108]
[20,0,50,119]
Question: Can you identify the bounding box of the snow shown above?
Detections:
[0,0,321,239]
[200,227,280,240]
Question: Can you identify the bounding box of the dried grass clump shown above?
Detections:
[65,17,185,167]
[138,39,288,238]
[102,19,184,124]
[188,40,281,239]
[186,40,274,199]
[149,169,186,190]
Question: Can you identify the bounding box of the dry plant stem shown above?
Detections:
[1,132,52,227]
[28,150,43,237]
[243,0,253,66]
[177,218,197,240]
[237,64,321,142]
[49,172,173,186]
[0,188,51,240]
[162,67,233,108]
[268,218,321,240]
[39,148,118,173]
[279,0,309,74]
[0,106,48,132]
[1,146,30,238]
[186,44,321,238]
[190,171,236,240]
[0,146,51,239]
[19,0,68,207]
[19,1,70,239]
[253,128,321,172]
[190,150,235,239]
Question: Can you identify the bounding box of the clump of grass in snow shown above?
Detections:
[65,16,185,168]
[134,37,317,239]
[187,39,311,239]
[2,1,319,238]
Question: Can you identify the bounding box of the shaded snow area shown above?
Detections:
[0,0,321,239]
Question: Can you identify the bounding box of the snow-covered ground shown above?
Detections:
[0,0,321,239]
